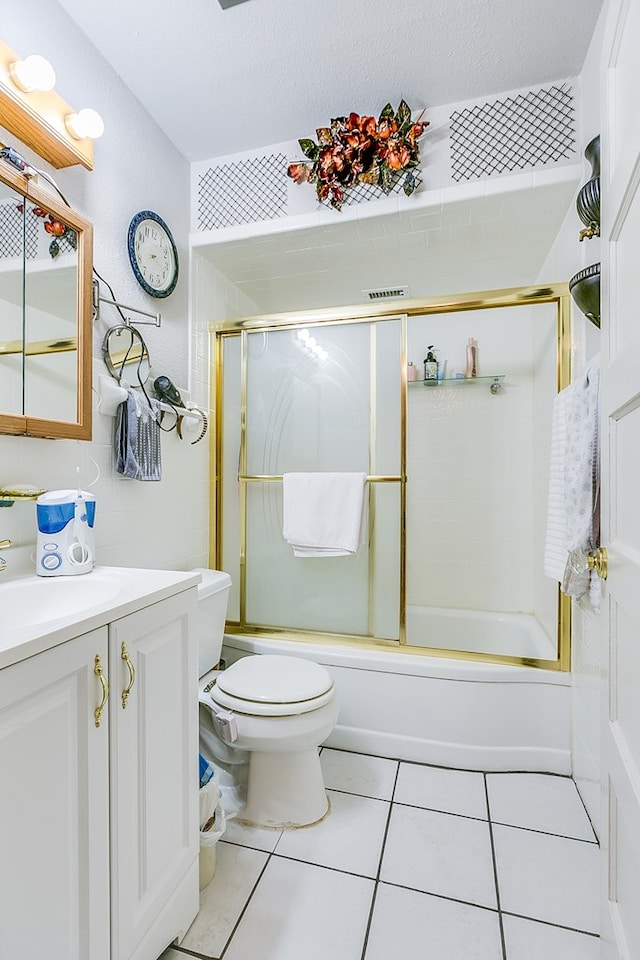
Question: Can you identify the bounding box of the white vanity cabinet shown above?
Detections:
[0,583,198,960]
[0,625,111,960]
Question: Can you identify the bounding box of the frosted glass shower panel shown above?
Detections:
[245,481,369,634]
[220,334,241,621]
[245,323,372,475]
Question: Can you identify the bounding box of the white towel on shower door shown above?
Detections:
[282,472,367,557]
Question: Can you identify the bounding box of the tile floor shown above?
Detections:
[160,749,600,960]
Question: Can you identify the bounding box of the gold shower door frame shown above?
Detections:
[210,284,571,672]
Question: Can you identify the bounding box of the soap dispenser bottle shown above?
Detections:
[423,345,438,382]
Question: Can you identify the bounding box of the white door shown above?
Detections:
[601,1,640,956]
[109,590,199,960]
[0,628,110,960]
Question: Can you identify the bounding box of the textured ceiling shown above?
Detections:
[56,0,603,162]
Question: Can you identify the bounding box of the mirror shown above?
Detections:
[0,162,93,438]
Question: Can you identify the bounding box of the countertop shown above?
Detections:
[0,565,201,670]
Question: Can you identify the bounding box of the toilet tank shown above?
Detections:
[192,568,232,678]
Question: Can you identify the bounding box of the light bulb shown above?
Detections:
[65,108,104,140]
[307,337,317,349]
[9,54,56,93]
[298,329,310,341]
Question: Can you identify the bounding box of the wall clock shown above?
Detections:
[127,210,179,298]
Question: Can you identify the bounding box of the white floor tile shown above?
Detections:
[380,805,497,908]
[486,773,596,840]
[223,858,375,960]
[365,883,502,960]
[223,816,283,852]
[320,749,398,799]
[395,762,488,819]
[275,790,389,877]
[181,842,268,957]
[493,824,600,934]
[503,915,600,960]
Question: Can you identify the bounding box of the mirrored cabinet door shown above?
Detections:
[24,200,80,424]
[0,176,26,419]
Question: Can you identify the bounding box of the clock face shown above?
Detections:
[127,211,179,298]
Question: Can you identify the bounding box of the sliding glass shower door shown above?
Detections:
[218,316,404,641]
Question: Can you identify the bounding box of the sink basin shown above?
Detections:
[0,575,121,631]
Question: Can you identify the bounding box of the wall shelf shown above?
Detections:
[409,375,505,394]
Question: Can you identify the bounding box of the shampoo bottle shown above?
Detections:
[423,345,438,382]
[465,338,478,378]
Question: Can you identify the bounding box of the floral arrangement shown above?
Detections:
[287,100,428,211]
[16,202,77,258]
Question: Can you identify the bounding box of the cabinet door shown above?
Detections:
[0,628,110,960]
[109,590,199,960]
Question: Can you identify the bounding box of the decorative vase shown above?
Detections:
[569,262,600,328]
[576,135,600,240]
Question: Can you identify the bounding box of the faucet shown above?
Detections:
[0,539,12,573]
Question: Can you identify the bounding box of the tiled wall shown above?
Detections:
[406,306,557,620]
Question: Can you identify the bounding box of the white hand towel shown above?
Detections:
[544,388,570,582]
[562,361,601,610]
[544,359,601,611]
[282,472,367,557]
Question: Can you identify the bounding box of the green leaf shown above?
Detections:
[396,99,412,125]
[379,102,394,122]
[49,239,60,259]
[403,171,416,196]
[299,138,319,160]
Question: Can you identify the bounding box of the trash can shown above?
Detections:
[199,774,226,890]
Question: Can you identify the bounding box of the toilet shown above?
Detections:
[194,568,339,829]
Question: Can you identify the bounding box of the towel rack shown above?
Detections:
[238,475,403,483]
[92,278,162,327]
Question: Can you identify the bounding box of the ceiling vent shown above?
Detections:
[217,0,253,8]
[363,285,410,302]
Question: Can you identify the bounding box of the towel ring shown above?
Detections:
[102,324,151,386]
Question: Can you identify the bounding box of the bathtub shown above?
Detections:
[405,604,556,659]
[223,617,571,775]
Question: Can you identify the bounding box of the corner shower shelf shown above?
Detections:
[409,375,505,394]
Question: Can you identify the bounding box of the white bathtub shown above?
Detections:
[223,626,571,775]
[405,605,556,659]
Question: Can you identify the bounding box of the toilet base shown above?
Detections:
[238,748,329,829]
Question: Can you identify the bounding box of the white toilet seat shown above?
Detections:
[210,654,335,717]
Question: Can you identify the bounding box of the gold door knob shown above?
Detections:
[587,547,608,580]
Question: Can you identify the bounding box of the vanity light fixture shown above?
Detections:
[0,39,98,170]
[9,54,56,93]
[65,108,104,141]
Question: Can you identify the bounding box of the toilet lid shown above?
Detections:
[211,655,334,716]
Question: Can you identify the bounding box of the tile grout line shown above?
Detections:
[358,760,400,960]
[500,909,600,938]
[484,772,508,960]
[216,842,277,959]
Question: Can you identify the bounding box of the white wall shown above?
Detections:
[535,5,606,837]
[0,4,257,581]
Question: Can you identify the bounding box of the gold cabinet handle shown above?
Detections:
[121,642,136,709]
[588,546,608,580]
[94,654,109,727]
